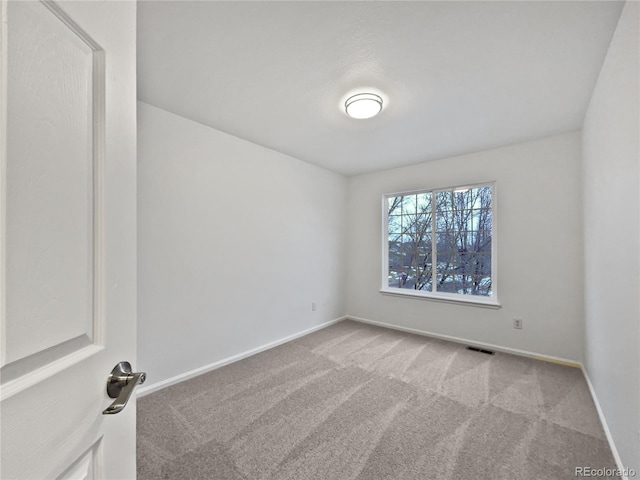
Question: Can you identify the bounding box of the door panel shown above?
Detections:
[3,0,101,379]
[0,1,137,478]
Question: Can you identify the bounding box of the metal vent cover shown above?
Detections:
[466,346,495,355]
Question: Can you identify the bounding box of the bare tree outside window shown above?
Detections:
[387,185,493,297]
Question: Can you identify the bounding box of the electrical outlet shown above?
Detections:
[311,302,317,312]
[513,318,523,329]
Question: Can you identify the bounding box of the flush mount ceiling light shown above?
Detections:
[345,93,383,119]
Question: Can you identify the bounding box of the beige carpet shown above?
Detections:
[137,320,619,479]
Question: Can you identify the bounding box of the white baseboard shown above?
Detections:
[345,315,581,367]
[137,316,346,397]
[580,365,629,480]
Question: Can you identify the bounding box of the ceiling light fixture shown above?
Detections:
[345,93,383,119]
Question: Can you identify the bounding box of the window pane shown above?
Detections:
[388,196,402,216]
[414,250,433,292]
[436,273,456,293]
[388,215,402,235]
[434,186,492,297]
[436,191,453,212]
[390,267,417,289]
[474,275,492,296]
[388,238,402,278]
[415,232,432,252]
[403,214,418,239]
[407,214,432,241]
[402,195,418,215]
[417,193,431,215]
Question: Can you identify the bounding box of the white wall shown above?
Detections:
[137,102,347,386]
[346,132,584,361]
[582,1,639,472]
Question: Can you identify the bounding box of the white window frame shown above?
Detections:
[380,182,500,308]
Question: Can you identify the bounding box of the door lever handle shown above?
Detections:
[102,361,146,415]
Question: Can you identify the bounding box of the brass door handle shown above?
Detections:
[102,361,146,415]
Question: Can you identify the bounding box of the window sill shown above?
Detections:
[379,288,501,309]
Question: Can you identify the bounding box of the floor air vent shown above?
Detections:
[466,346,495,355]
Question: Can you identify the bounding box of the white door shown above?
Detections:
[0,1,137,478]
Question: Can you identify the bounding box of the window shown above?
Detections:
[383,183,497,306]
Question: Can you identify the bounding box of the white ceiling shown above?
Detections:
[137,1,624,176]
